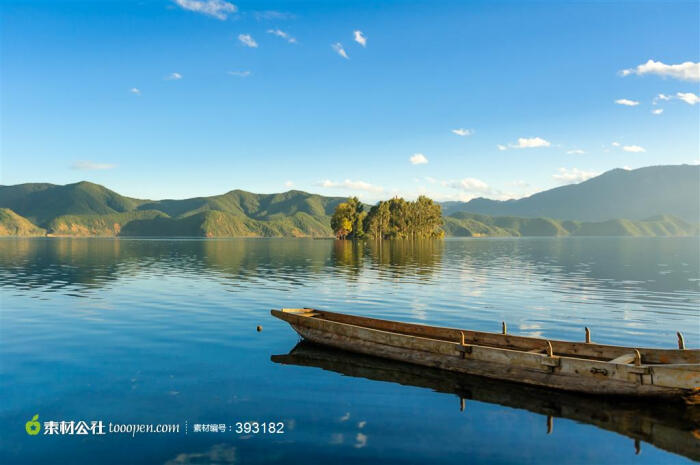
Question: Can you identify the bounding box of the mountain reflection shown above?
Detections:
[0,237,697,303]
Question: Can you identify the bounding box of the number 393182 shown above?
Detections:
[234,422,284,434]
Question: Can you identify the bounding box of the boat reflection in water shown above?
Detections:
[272,341,700,462]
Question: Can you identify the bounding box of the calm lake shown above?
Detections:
[1,237,698,464]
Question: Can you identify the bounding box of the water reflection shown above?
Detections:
[331,239,444,277]
[273,341,700,462]
[2,237,697,296]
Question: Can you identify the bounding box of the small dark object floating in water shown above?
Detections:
[271,308,699,402]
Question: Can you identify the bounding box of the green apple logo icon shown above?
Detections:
[25,414,40,435]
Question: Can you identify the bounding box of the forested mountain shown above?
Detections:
[0,182,346,237]
[1,164,697,237]
[442,165,700,222]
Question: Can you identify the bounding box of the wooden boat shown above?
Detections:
[271,308,700,402]
[273,341,700,461]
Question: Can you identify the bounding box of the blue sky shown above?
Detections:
[2,0,699,202]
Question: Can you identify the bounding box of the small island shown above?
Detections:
[331,196,444,239]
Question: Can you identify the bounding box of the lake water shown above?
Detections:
[0,237,698,464]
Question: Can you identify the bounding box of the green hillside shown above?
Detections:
[444,212,699,237]
[1,174,697,238]
[136,189,344,220]
[0,181,346,238]
[0,181,145,225]
[0,208,46,236]
[47,210,168,236]
[442,164,700,222]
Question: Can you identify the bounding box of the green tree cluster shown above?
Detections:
[330,197,366,239]
[331,196,443,239]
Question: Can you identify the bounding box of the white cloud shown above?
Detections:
[284,181,294,188]
[227,70,251,77]
[509,137,551,149]
[424,176,437,184]
[130,88,141,95]
[620,59,700,81]
[611,141,621,147]
[353,30,367,47]
[319,179,383,193]
[332,43,349,59]
[622,145,646,152]
[552,168,600,185]
[676,92,699,105]
[653,92,699,106]
[238,34,258,48]
[442,177,490,193]
[566,149,585,155]
[651,108,663,115]
[497,144,507,151]
[451,128,473,136]
[165,72,182,80]
[267,28,296,44]
[173,0,237,20]
[71,161,116,171]
[615,98,639,106]
[410,153,428,165]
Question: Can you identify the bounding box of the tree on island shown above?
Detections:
[332,195,444,239]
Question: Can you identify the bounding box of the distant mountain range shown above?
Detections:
[0,164,697,237]
[442,164,699,222]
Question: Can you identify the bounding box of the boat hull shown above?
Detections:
[272,309,700,400]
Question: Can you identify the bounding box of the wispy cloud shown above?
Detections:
[173,0,237,20]
[227,70,251,77]
[620,59,700,81]
[676,92,699,105]
[284,181,294,188]
[566,149,585,155]
[267,28,296,43]
[497,144,507,151]
[622,145,646,152]
[71,161,116,171]
[552,168,599,185]
[409,153,428,165]
[615,98,639,106]
[504,137,551,149]
[442,177,491,194]
[452,128,473,137]
[319,179,382,193]
[353,30,367,47]
[355,433,367,449]
[165,72,182,80]
[238,34,258,48]
[332,43,349,59]
[130,88,141,95]
[253,10,294,21]
[651,108,663,115]
[654,92,699,105]
[611,141,621,147]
